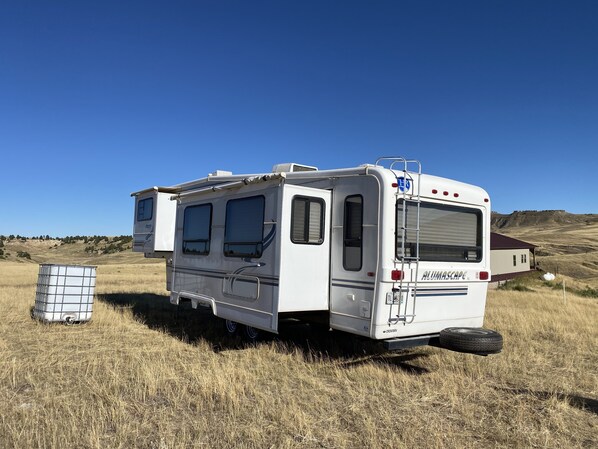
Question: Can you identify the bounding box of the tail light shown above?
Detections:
[479,271,489,281]
[391,270,404,281]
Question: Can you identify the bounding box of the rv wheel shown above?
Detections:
[243,325,260,342]
[439,327,503,355]
[224,320,238,335]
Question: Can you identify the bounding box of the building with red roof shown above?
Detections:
[490,233,537,282]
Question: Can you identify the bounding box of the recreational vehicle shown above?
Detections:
[132,158,502,355]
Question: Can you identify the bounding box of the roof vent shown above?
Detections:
[272,163,318,173]
[209,170,233,177]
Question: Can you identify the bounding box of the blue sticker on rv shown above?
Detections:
[397,177,411,192]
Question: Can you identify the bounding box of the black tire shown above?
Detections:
[439,327,503,355]
[243,325,260,343]
[224,319,239,335]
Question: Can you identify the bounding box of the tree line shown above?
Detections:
[0,235,133,243]
[0,235,134,259]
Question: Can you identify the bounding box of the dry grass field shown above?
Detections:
[0,260,596,448]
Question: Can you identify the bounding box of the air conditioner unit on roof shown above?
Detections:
[272,163,318,173]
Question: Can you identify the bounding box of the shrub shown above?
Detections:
[103,244,120,254]
[17,251,31,260]
[498,280,533,292]
[576,286,598,299]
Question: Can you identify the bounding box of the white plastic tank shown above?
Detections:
[33,264,97,323]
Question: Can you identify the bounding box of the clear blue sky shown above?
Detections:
[1,0,596,237]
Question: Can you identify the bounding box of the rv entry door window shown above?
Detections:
[343,195,363,271]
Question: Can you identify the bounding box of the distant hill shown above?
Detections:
[492,210,598,230]
[0,235,155,266]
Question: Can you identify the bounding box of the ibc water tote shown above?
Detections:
[33,264,96,323]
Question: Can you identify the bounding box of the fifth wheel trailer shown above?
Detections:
[131,158,503,355]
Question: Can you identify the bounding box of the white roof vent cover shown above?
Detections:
[272,163,318,173]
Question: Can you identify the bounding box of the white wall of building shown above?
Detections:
[491,249,531,277]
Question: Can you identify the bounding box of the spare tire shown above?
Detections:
[439,327,503,355]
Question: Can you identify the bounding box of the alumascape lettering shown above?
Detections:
[421,270,467,281]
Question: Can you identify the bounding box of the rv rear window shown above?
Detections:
[183,204,212,255]
[291,196,324,245]
[396,201,482,263]
[224,196,265,258]
[137,198,153,222]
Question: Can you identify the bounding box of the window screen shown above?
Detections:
[291,196,324,244]
[224,196,265,257]
[182,204,212,255]
[396,201,482,262]
[137,198,153,222]
[343,195,363,270]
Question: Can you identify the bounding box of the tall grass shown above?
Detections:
[0,262,596,448]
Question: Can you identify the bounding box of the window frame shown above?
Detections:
[290,195,325,245]
[223,195,265,258]
[136,197,154,222]
[396,200,483,263]
[182,203,213,256]
[343,195,363,271]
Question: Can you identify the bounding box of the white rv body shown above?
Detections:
[132,159,493,346]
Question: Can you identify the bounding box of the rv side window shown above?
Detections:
[396,201,482,262]
[137,198,153,222]
[291,196,324,245]
[224,196,265,258]
[183,204,212,255]
[343,195,363,271]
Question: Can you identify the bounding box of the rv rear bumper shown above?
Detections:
[382,327,503,355]
[382,334,440,351]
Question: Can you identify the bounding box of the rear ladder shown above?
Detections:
[376,157,422,325]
